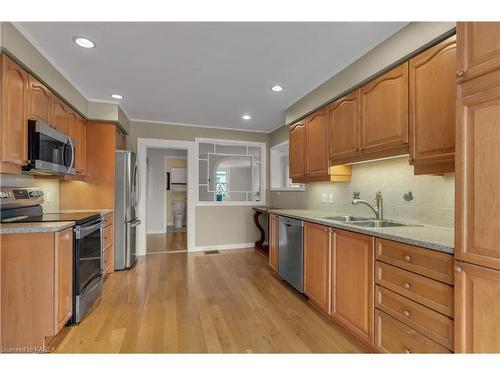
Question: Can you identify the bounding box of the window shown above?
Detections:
[270,140,305,191]
[196,138,266,205]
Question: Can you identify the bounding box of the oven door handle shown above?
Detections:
[75,222,103,239]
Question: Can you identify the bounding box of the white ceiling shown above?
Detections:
[15,22,408,132]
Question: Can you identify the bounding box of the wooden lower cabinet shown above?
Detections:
[455,261,500,353]
[1,228,73,351]
[375,310,451,353]
[103,212,114,275]
[55,228,73,333]
[331,229,374,346]
[268,214,279,272]
[303,222,331,314]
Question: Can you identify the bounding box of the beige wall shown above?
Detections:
[128,120,269,151]
[130,120,269,247]
[285,22,456,125]
[0,22,129,132]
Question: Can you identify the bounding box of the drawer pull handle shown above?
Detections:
[404,348,411,354]
[403,310,411,317]
[404,255,412,262]
[404,282,411,289]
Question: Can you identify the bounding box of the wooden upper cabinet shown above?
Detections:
[331,229,374,346]
[457,22,500,82]
[328,89,361,162]
[268,214,279,272]
[76,116,87,175]
[304,222,331,314]
[409,36,457,174]
[305,108,329,177]
[455,77,500,271]
[1,54,28,169]
[54,228,73,333]
[455,261,500,353]
[360,63,409,155]
[28,75,52,123]
[51,95,69,134]
[289,120,306,181]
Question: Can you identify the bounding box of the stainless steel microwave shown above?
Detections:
[23,119,76,176]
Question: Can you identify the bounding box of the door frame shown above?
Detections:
[137,138,196,254]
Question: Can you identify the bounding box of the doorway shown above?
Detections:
[137,138,196,256]
[146,148,188,254]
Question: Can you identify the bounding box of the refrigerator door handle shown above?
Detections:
[130,218,141,227]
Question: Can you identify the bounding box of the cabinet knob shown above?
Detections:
[404,282,411,289]
[404,255,412,262]
[456,70,464,78]
[403,310,411,317]
[404,348,411,354]
[455,265,463,273]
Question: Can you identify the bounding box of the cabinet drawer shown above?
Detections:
[375,286,453,349]
[102,214,113,228]
[375,309,451,353]
[103,247,113,274]
[375,261,454,317]
[103,224,113,250]
[376,239,454,284]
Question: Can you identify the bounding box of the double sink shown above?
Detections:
[318,215,417,228]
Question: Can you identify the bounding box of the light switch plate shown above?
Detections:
[328,193,334,203]
[321,193,327,203]
[45,191,52,203]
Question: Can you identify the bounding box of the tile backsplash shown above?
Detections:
[270,156,455,228]
[0,174,60,212]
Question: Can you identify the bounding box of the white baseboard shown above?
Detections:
[192,242,255,252]
[147,230,166,235]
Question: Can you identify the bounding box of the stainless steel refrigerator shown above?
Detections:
[115,150,141,270]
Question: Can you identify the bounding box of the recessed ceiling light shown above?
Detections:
[271,85,284,92]
[73,36,95,49]
[242,114,251,120]
[111,94,123,100]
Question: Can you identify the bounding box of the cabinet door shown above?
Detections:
[28,75,52,123]
[360,63,409,155]
[457,22,500,82]
[304,222,331,313]
[332,229,374,346]
[305,108,329,177]
[409,36,456,173]
[51,95,68,134]
[456,82,500,270]
[268,214,279,271]
[328,89,361,162]
[1,54,28,167]
[289,121,306,181]
[77,116,87,175]
[455,261,500,353]
[54,228,73,333]
[66,110,79,172]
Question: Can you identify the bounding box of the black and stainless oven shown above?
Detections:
[23,119,76,176]
[72,216,104,324]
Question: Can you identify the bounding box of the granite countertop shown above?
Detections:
[0,221,75,234]
[266,208,454,254]
[55,208,114,215]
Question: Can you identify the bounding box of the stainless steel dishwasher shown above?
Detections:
[278,216,304,293]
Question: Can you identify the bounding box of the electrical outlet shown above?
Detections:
[328,193,334,203]
[45,191,52,203]
[321,193,327,203]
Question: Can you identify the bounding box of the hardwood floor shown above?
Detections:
[55,249,364,353]
[147,230,187,253]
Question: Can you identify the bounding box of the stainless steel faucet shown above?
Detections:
[352,191,384,220]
